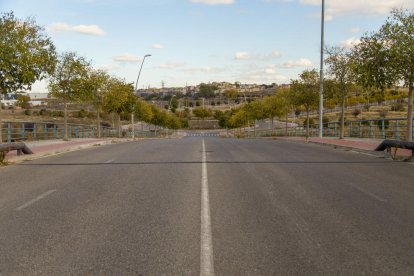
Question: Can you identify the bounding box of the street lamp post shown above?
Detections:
[132,54,151,139]
[318,0,325,138]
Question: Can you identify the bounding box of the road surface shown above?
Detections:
[0,137,413,275]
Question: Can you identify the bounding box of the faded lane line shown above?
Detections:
[200,139,215,276]
[104,159,115,163]
[16,189,57,211]
[348,183,387,203]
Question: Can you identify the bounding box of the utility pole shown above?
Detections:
[318,0,325,138]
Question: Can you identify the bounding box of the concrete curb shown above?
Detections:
[3,138,133,165]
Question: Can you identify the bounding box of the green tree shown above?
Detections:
[0,12,56,142]
[325,46,355,139]
[291,69,319,138]
[170,96,179,112]
[16,94,31,109]
[197,83,217,98]
[275,88,294,135]
[134,99,153,131]
[103,77,135,137]
[352,9,414,140]
[49,52,91,140]
[85,69,110,138]
[192,107,212,119]
[224,89,238,104]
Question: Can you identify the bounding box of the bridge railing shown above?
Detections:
[0,121,163,142]
[246,118,414,140]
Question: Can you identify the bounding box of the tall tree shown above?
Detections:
[0,12,56,142]
[325,46,355,139]
[49,52,91,141]
[85,70,110,138]
[381,9,414,141]
[352,9,414,141]
[291,69,320,138]
[103,77,135,137]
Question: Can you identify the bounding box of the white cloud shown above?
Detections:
[282,58,312,68]
[113,54,142,63]
[191,0,234,5]
[272,50,282,58]
[48,22,105,36]
[157,61,187,69]
[152,44,164,49]
[184,66,225,74]
[340,37,361,48]
[300,0,414,18]
[349,27,361,34]
[235,52,252,60]
[235,50,282,60]
[96,64,120,71]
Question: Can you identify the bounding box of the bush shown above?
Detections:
[322,116,330,124]
[303,117,315,126]
[77,109,88,118]
[378,110,388,118]
[294,108,301,116]
[39,109,48,116]
[352,109,361,118]
[24,109,31,116]
[377,119,390,129]
[391,103,405,112]
[87,112,96,119]
[51,110,64,117]
[195,101,201,107]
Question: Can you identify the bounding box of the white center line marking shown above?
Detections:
[200,139,215,276]
[16,189,57,211]
[104,159,115,163]
[348,183,387,202]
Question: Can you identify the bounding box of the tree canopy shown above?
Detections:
[0,12,56,94]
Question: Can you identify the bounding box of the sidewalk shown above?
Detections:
[277,136,413,159]
[4,138,130,163]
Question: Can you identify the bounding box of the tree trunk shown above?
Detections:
[97,108,101,138]
[340,93,345,139]
[254,120,256,138]
[118,114,121,138]
[306,108,310,139]
[64,102,69,141]
[285,112,288,136]
[407,82,413,142]
[271,117,274,135]
[0,106,3,143]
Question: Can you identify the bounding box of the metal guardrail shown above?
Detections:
[246,118,414,141]
[0,121,163,142]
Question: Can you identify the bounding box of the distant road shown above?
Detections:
[1,137,413,275]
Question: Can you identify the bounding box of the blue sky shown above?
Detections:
[2,0,414,91]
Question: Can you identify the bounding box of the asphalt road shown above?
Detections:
[0,137,413,275]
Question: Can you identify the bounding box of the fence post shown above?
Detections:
[7,123,12,142]
[395,120,399,140]
[381,119,386,139]
[369,121,373,139]
[349,122,352,138]
[75,127,78,138]
[359,121,362,138]
[44,124,47,140]
[22,123,26,141]
[54,125,57,140]
[33,123,37,141]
